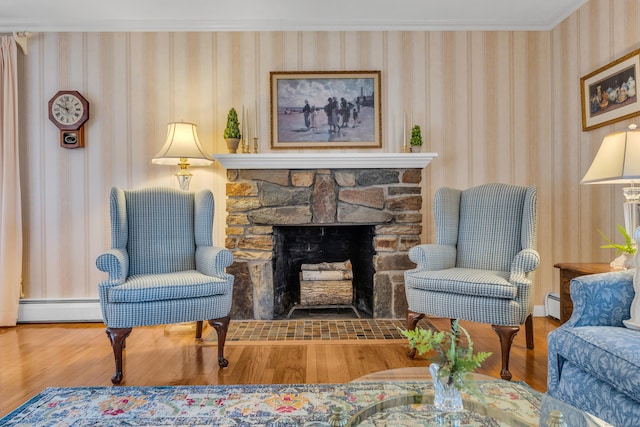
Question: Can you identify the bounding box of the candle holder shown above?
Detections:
[242,138,250,154]
[253,137,259,154]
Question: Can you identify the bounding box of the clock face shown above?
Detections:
[48,91,89,130]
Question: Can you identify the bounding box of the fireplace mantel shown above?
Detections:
[213,152,437,170]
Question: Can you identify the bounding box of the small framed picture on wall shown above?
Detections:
[581,49,640,131]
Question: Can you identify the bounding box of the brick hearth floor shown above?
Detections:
[210,316,436,342]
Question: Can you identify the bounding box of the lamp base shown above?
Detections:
[176,174,192,191]
[623,187,640,238]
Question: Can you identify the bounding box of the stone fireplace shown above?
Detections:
[215,153,436,320]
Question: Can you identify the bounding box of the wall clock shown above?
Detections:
[48,90,89,149]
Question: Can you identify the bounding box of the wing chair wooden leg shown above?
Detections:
[208,316,230,368]
[525,314,534,350]
[195,321,204,339]
[492,325,520,381]
[106,327,132,385]
[406,311,425,359]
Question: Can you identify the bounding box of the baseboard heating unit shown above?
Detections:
[544,292,560,320]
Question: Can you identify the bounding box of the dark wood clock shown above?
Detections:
[48,90,89,149]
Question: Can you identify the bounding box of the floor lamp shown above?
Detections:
[581,124,640,330]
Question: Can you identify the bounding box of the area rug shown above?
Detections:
[0,381,543,426]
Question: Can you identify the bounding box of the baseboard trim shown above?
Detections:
[532,304,546,318]
[18,298,102,323]
[16,299,548,323]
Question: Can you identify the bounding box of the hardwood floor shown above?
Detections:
[0,316,560,418]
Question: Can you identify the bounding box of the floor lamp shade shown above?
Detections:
[152,122,213,190]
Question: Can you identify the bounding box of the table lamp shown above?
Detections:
[581,124,640,330]
[152,122,213,191]
[581,124,640,238]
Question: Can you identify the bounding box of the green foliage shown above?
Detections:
[399,320,492,388]
[598,224,636,255]
[409,125,423,146]
[223,107,242,139]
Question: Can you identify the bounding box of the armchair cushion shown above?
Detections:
[105,271,230,304]
[456,184,529,271]
[405,268,515,299]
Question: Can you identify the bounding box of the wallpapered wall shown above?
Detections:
[17,0,640,308]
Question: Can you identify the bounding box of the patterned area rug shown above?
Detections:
[214,318,424,342]
[0,381,544,427]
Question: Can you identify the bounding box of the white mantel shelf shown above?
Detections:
[213,152,438,170]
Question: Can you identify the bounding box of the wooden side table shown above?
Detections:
[553,262,611,323]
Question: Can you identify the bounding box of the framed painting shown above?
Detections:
[581,49,640,131]
[270,71,381,149]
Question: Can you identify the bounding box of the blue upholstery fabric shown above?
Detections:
[547,270,640,426]
[97,187,234,328]
[405,183,539,326]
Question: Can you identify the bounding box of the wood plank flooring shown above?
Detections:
[0,316,560,418]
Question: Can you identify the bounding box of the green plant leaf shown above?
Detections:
[398,319,492,385]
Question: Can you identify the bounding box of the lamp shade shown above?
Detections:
[152,122,213,166]
[581,125,640,184]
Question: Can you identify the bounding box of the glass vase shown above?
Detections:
[430,363,463,412]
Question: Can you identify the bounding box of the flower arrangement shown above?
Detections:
[400,320,491,389]
[598,224,636,255]
[223,107,242,140]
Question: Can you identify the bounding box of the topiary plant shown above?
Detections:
[223,107,242,139]
[410,125,423,147]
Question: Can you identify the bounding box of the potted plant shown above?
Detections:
[224,107,242,153]
[598,224,636,270]
[399,320,491,412]
[409,124,423,153]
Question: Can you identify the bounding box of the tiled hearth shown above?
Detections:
[216,153,436,320]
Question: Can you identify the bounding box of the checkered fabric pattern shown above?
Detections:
[96,187,234,328]
[405,183,539,326]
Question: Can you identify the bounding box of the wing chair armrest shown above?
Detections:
[196,246,234,277]
[509,248,540,282]
[565,270,635,327]
[96,249,128,285]
[408,244,456,270]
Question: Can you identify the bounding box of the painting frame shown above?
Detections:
[270,71,382,149]
[581,49,640,131]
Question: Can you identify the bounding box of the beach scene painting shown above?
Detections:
[270,71,381,149]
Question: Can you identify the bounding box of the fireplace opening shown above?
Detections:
[272,225,376,319]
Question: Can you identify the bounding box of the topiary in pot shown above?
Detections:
[410,125,423,152]
[224,107,242,153]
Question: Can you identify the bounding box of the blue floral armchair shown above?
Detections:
[547,268,640,426]
[96,187,234,384]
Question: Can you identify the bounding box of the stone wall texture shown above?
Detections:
[224,167,423,319]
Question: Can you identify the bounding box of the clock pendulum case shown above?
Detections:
[48,90,89,149]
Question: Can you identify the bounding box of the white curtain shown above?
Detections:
[0,36,22,326]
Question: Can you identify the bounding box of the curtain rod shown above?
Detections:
[1,31,32,55]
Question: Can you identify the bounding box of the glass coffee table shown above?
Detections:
[344,368,612,427]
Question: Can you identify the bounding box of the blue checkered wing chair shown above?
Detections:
[96,187,234,384]
[404,183,539,380]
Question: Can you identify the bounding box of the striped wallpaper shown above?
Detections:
[17,0,640,310]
